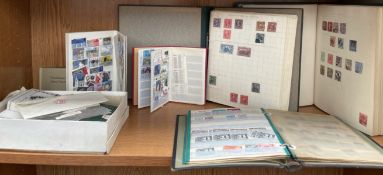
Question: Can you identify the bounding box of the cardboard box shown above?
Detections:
[0,91,128,154]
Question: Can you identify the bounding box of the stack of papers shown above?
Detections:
[1,89,112,120]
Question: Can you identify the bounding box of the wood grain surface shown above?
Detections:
[0,0,32,99]
[2,0,383,174]
[0,164,35,175]
[0,103,381,168]
[29,0,322,88]
[36,166,342,175]
[0,102,224,166]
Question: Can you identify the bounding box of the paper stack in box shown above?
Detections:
[0,88,129,153]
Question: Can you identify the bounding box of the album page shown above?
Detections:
[185,108,288,164]
[137,48,154,108]
[313,5,382,135]
[150,49,171,112]
[169,48,206,105]
[66,31,126,92]
[268,109,383,164]
[206,10,297,110]
[136,47,206,111]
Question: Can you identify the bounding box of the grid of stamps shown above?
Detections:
[320,51,363,82]
[71,37,113,91]
[213,17,278,58]
[323,21,357,52]
[319,20,363,83]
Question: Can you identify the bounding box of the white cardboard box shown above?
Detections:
[0,91,129,154]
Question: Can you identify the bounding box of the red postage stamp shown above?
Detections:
[230,92,238,103]
[224,19,232,28]
[223,30,231,39]
[359,112,368,127]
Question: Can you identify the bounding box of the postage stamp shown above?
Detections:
[321,51,325,62]
[213,18,221,27]
[230,92,238,103]
[255,33,265,43]
[327,22,333,32]
[235,19,243,29]
[251,83,260,93]
[327,53,333,65]
[86,47,99,58]
[195,136,213,143]
[209,75,217,85]
[90,66,103,74]
[320,65,325,75]
[330,36,336,47]
[154,64,161,76]
[73,48,85,60]
[220,44,234,54]
[322,21,327,31]
[335,70,341,82]
[355,61,363,74]
[73,59,88,70]
[350,40,357,52]
[223,30,231,39]
[71,38,86,48]
[332,22,339,33]
[237,46,251,57]
[359,112,367,127]
[327,67,333,78]
[232,134,248,140]
[345,59,352,71]
[90,57,100,68]
[72,68,87,87]
[267,22,277,32]
[100,55,113,66]
[140,67,151,79]
[256,21,265,31]
[340,23,346,34]
[101,45,113,57]
[336,56,342,67]
[87,39,99,47]
[224,19,232,28]
[102,37,112,45]
[214,134,231,141]
[338,37,344,49]
[240,95,248,105]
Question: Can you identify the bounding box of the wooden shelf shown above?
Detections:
[0,102,381,167]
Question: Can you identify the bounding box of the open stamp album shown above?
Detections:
[133,47,206,112]
[206,10,298,111]
[65,30,127,92]
[131,9,299,112]
[125,5,383,135]
[238,4,383,136]
[172,108,383,170]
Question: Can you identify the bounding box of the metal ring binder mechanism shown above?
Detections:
[280,144,296,150]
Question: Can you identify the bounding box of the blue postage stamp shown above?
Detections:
[220,44,234,54]
[355,61,363,74]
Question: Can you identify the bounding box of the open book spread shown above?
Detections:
[173,108,383,170]
[206,10,298,110]
[184,108,288,164]
[134,47,206,112]
[66,30,127,92]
